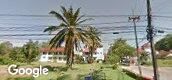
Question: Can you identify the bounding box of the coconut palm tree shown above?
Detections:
[86,26,101,63]
[44,6,94,68]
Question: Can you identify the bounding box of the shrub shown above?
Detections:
[112,64,118,70]
[91,70,106,80]
[0,57,13,65]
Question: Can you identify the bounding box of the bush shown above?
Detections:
[106,54,120,64]
[112,64,118,70]
[0,57,13,65]
[91,70,106,80]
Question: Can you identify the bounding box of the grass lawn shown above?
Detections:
[0,62,134,80]
[157,59,172,67]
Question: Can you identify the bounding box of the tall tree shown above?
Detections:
[107,38,134,61]
[87,26,101,63]
[0,41,13,56]
[44,6,97,68]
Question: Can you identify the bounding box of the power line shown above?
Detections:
[0,14,147,18]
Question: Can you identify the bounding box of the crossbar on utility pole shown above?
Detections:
[146,0,159,80]
[129,12,142,77]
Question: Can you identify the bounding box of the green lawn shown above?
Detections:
[1,62,134,80]
[157,59,172,67]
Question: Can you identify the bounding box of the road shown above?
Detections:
[122,66,172,80]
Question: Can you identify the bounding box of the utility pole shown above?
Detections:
[129,12,142,77]
[146,0,159,80]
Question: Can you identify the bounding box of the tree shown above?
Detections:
[44,6,97,68]
[22,40,39,64]
[9,47,25,62]
[139,51,150,65]
[0,41,13,56]
[112,39,134,58]
[86,26,101,63]
[107,38,134,63]
[155,34,172,51]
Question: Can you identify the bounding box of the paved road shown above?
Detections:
[122,66,172,80]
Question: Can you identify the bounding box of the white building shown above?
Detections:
[39,47,104,63]
[39,47,66,63]
[82,47,104,61]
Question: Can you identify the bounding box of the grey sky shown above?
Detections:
[0,0,171,52]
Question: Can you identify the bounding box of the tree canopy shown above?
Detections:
[106,38,135,64]
[155,34,172,51]
[44,6,100,68]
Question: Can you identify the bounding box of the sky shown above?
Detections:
[0,0,171,53]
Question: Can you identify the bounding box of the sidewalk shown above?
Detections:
[122,66,153,80]
[122,65,172,80]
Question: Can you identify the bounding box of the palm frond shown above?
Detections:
[73,8,81,22]
[49,11,68,25]
[77,18,93,25]
[44,26,59,33]
[49,28,68,48]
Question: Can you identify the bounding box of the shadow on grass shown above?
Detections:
[7,77,34,80]
[76,74,86,80]
[43,65,68,72]
[56,74,70,80]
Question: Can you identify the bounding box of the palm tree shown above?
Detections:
[86,27,101,63]
[44,6,94,68]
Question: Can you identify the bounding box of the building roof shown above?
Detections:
[141,42,150,49]
[83,48,89,52]
[40,47,64,52]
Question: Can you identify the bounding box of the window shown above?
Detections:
[49,57,52,59]
[64,57,67,60]
[59,57,62,61]
[43,52,47,55]
[59,52,62,55]
[54,52,58,55]
[53,57,57,59]
[48,52,52,55]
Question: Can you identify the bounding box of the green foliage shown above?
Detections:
[0,56,13,65]
[7,77,33,80]
[91,70,106,80]
[111,38,135,58]
[155,34,172,51]
[44,6,100,68]
[106,53,120,64]
[9,47,25,62]
[106,38,134,64]
[139,52,150,65]
[0,41,13,56]
[22,40,39,64]
[157,59,172,67]
[86,26,101,61]
[0,41,14,65]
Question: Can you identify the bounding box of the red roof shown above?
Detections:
[40,47,64,52]
[83,48,89,52]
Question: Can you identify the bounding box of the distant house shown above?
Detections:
[82,47,104,61]
[141,42,159,58]
[39,47,66,63]
[39,47,104,63]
